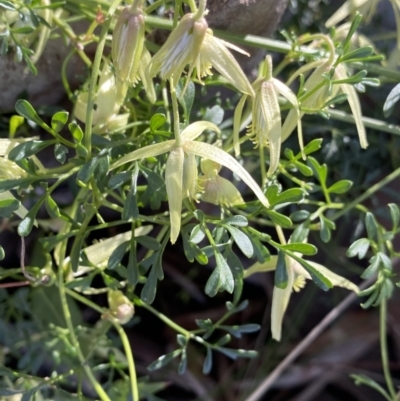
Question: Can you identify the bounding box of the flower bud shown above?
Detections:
[112,5,145,85]
[149,13,208,81]
[107,290,134,325]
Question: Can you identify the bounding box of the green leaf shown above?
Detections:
[319,215,334,243]
[203,347,213,374]
[341,45,374,60]
[178,349,187,375]
[8,140,54,161]
[389,203,400,229]
[141,267,158,304]
[108,171,131,189]
[365,212,378,241]
[281,242,317,256]
[122,165,139,220]
[217,348,257,360]
[384,83,400,117]
[147,349,182,371]
[224,225,253,258]
[290,210,310,222]
[0,246,4,261]
[302,138,323,155]
[327,180,353,194]
[177,80,195,121]
[220,324,260,339]
[203,105,224,125]
[221,215,248,227]
[15,99,48,129]
[68,122,84,143]
[150,113,167,132]
[18,197,44,236]
[189,224,206,244]
[77,157,100,184]
[127,246,139,285]
[271,188,304,206]
[290,222,310,244]
[45,195,61,218]
[76,143,88,158]
[0,198,20,217]
[108,241,129,270]
[347,238,370,259]
[294,161,313,176]
[274,250,288,289]
[136,236,160,251]
[51,111,69,132]
[205,252,234,296]
[0,1,17,10]
[266,210,293,228]
[307,156,327,184]
[351,374,392,400]
[54,143,68,164]
[247,233,270,263]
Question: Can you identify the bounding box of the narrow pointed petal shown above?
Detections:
[111,140,175,170]
[273,79,304,158]
[180,121,220,141]
[335,64,368,148]
[184,141,269,207]
[200,175,244,206]
[271,263,294,341]
[202,34,254,97]
[260,82,281,176]
[182,152,198,199]
[233,94,248,157]
[244,256,278,278]
[166,148,185,244]
[307,261,359,292]
[139,47,156,103]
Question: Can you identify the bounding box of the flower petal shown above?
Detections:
[202,33,254,96]
[111,140,175,170]
[166,148,185,244]
[335,64,368,149]
[260,81,281,176]
[180,120,220,141]
[307,261,359,292]
[233,94,248,157]
[183,141,269,207]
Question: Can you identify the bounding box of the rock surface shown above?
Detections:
[0,0,288,111]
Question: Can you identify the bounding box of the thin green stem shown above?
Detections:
[332,166,400,221]
[66,288,139,401]
[145,0,164,13]
[84,0,122,156]
[111,323,139,401]
[58,271,112,401]
[380,298,397,400]
[134,296,190,337]
[194,0,206,20]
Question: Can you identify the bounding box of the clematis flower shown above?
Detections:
[74,60,130,134]
[112,3,156,103]
[280,46,368,149]
[244,254,359,341]
[198,159,244,206]
[111,121,269,244]
[149,13,254,96]
[112,3,145,85]
[234,55,302,176]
